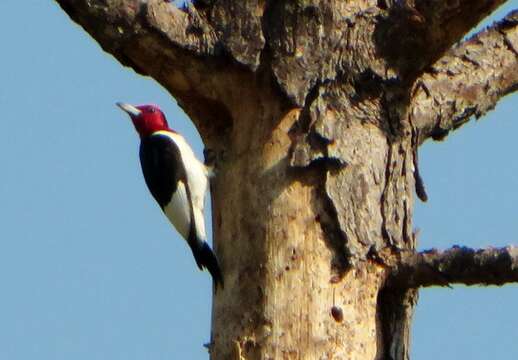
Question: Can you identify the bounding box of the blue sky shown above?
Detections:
[0,2,516,359]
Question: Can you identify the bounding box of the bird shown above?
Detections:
[116,102,223,288]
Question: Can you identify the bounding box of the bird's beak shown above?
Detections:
[116,102,142,118]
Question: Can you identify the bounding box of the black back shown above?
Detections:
[139,133,224,288]
[139,133,186,209]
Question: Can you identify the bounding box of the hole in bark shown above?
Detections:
[331,306,344,322]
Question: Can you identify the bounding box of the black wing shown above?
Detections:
[139,134,186,209]
[139,133,224,288]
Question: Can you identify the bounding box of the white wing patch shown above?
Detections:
[163,181,191,240]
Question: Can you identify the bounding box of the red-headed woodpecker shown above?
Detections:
[116,102,223,288]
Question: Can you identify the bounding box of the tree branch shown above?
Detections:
[410,10,518,143]
[387,246,518,288]
[377,0,509,77]
[55,0,217,65]
[55,0,247,140]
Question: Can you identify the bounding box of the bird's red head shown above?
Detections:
[116,103,170,138]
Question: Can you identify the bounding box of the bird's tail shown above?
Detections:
[191,241,224,289]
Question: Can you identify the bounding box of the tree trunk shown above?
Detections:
[205,76,417,358]
[191,69,419,357]
[53,1,518,359]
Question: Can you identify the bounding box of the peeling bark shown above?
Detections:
[53,0,518,359]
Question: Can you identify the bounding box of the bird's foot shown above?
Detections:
[203,148,218,177]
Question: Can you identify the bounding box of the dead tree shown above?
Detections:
[54,1,518,358]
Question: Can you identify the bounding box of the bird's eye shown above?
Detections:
[149,108,156,113]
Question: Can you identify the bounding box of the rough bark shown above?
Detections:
[387,246,518,288]
[53,1,518,359]
[411,10,518,142]
[376,0,508,78]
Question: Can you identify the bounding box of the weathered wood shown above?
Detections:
[411,10,518,143]
[53,0,518,359]
[387,246,518,288]
[376,0,508,78]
